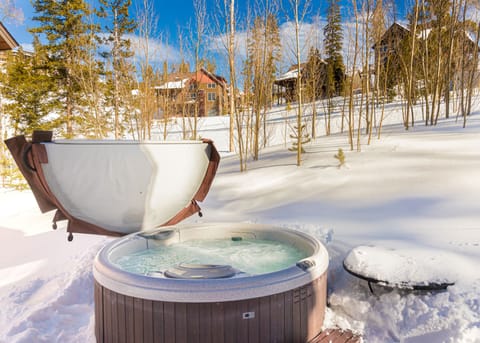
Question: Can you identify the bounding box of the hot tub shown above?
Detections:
[93,222,329,343]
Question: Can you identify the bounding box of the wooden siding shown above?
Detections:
[95,272,327,343]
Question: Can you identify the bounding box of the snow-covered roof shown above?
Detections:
[388,22,478,44]
[276,69,299,82]
[155,78,189,90]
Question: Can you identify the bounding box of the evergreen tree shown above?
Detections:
[288,124,310,154]
[30,0,97,138]
[323,0,345,96]
[98,0,136,138]
[2,41,59,135]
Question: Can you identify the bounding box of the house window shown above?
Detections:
[208,92,216,101]
[207,83,216,89]
[190,92,197,100]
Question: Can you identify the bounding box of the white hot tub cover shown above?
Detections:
[5,131,220,239]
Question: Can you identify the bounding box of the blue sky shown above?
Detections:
[4,0,409,74]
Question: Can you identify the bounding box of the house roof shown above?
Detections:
[0,22,19,51]
[156,68,227,90]
[276,68,299,82]
[375,21,478,48]
[275,61,326,82]
[155,78,189,90]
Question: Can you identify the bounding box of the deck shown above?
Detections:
[310,328,361,343]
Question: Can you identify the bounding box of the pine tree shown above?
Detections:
[323,0,345,96]
[2,42,58,136]
[289,124,310,154]
[98,0,136,138]
[30,0,96,138]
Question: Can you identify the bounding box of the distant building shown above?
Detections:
[0,22,19,66]
[373,22,480,89]
[273,58,329,104]
[372,22,410,74]
[154,68,228,118]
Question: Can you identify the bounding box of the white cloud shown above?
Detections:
[98,32,182,67]
[126,33,182,65]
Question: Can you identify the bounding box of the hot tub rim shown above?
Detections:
[93,222,329,303]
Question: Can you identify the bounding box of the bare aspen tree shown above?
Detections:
[135,0,159,139]
[370,0,388,143]
[117,59,138,139]
[161,58,169,141]
[305,47,323,139]
[349,0,360,151]
[340,17,355,138]
[99,0,136,139]
[444,0,458,119]
[372,0,385,105]
[287,0,311,166]
[246,7,281,161]
[191,0,207,140]
[294,0,304,165]
[418,0,432,126]
[176,31,189,139]
[464,2,480,126]
[219,0,237,152]
[214,0,241,166]
[237,8,255,171]
[429,0,450,126]
[261,2,281,149]
[75,16,108,138]
[459,0,467,122]
[455,0,478,126]
[407,0,420,129]
[361,0,373,144]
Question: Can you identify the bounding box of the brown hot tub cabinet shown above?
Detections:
[94,274,326,343]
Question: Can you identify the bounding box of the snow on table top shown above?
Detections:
[344,245,457,286]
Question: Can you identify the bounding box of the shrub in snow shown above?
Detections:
[334,148,346,168]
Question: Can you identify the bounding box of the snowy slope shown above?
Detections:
[1,107,480,342]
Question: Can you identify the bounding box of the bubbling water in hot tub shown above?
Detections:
[114,238,309,276]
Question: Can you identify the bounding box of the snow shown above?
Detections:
[154,78,189,90]
[275,68,299,81]
[343,245,458,286]
[1,101,480,342]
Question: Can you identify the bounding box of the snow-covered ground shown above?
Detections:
[1,103,480,342]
